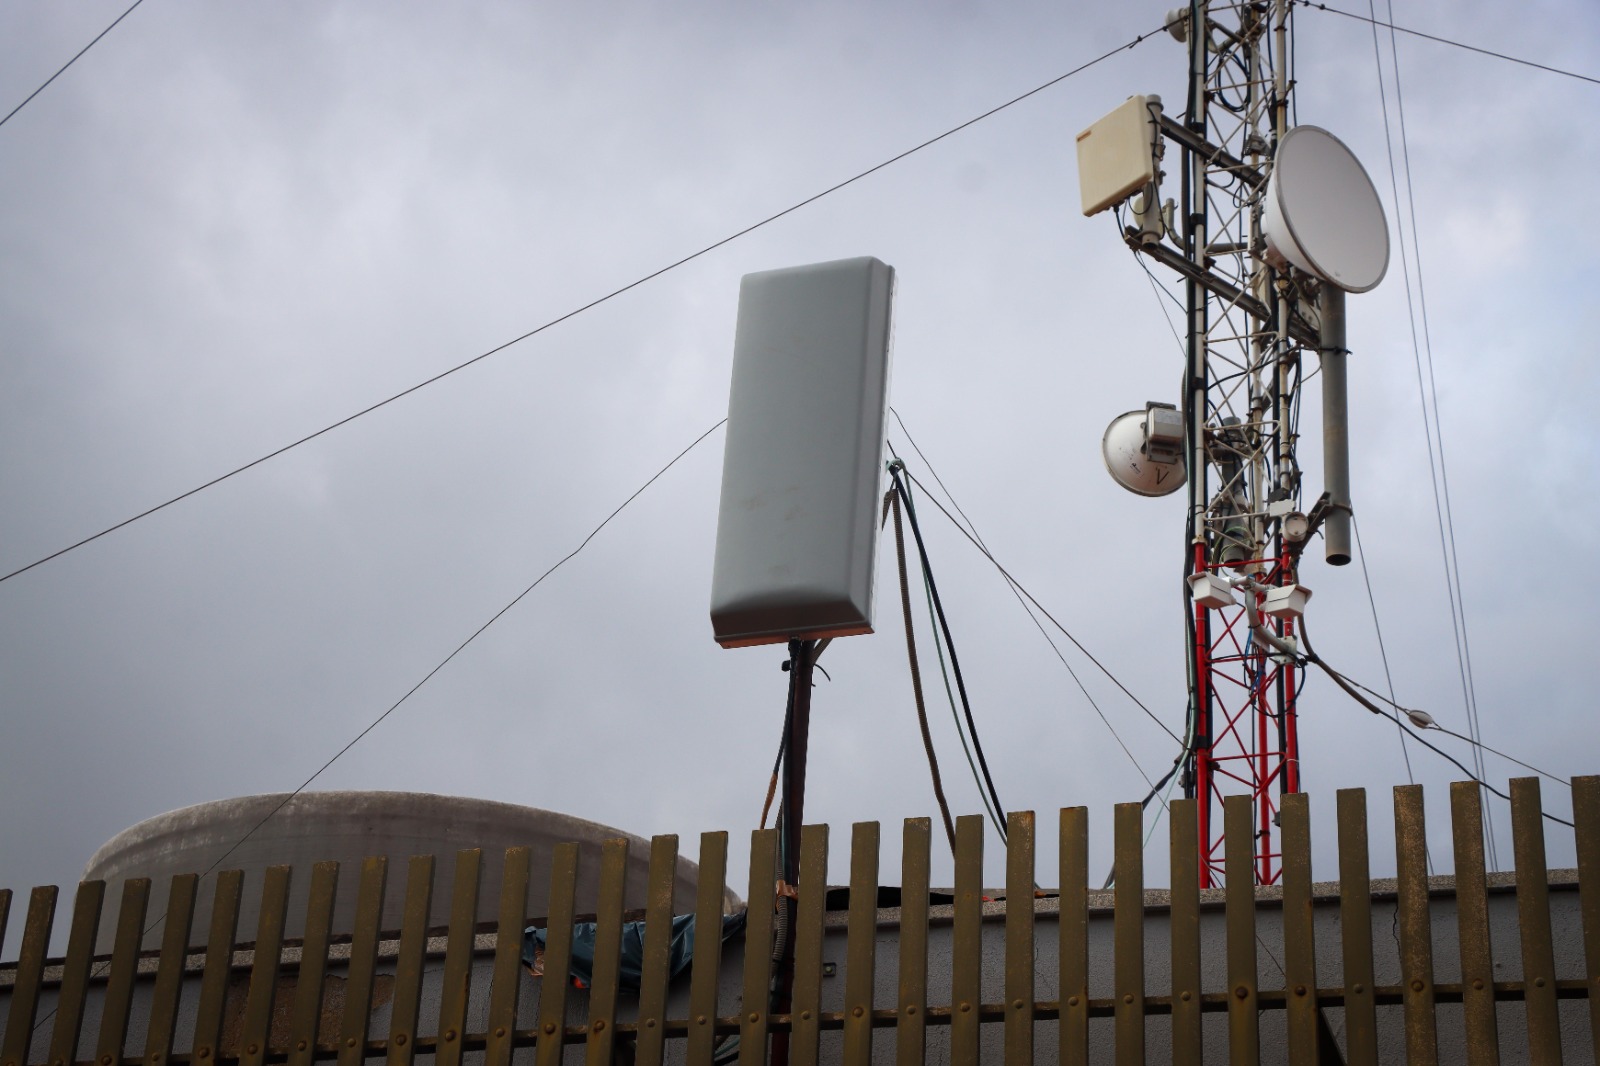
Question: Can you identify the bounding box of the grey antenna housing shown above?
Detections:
[710,257,896,649]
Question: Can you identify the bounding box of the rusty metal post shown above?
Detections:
[772,638,816,1066]
[781,639,816,893]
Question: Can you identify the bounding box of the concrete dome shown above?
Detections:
[85,791,742,952]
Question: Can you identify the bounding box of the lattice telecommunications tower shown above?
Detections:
[1078,0,1390,885]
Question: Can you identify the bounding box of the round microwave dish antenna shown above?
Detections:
[1103,410,1185,497]
[1262,125,1390,293]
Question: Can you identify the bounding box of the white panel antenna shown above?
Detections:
[710,257,896,649]
[1075,95,1161,217]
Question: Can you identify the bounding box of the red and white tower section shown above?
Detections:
[1078,0,1390,885]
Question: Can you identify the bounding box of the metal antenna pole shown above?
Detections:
[1320,286,1352,565]
[1181,0,1215,884]
[771,637,815,1066]
[781,638,815,892]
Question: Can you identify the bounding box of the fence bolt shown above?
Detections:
[1294,985,1306,997]
[1410,980,1424,993]
[544,1023,557,1035]
[1234,986,1249,1000]
[593,1021,605,1032]
[494,1027,506,1038]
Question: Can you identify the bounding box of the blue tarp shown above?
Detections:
[523,911,748,990]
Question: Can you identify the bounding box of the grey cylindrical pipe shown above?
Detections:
[1320,285,1351,565]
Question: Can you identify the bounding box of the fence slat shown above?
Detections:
[388,856,433,1066]
[438,849,482,1066]
[1059,808,1088,1066]
[49,879,106,1066]
[1575,776,1600,1058]
[1281,793,1318,1065]
[843,822,880,1066]
[1004,812,1034,1066]
[792,824,831,1066]
[143,874,198,1066]
[535,843,579,1066]
[336,858,388,1066]
[240,865,292,1066]
[1394,784,1438,1066]
[487,847,533,1066]
[289,862,339,1066]
[895,819,930,1066]
[738,828,779,1066]
[634,835,679,1066]
[1336,789,1377,1066]
[0,890,10,969]
[686,832,730,1066]
[3,885,59,1066]
[96,877,152,1066]
[1510,777,1562,1063]
[1168,799,1201,1066]
[1224,795,1259,1066]
[585,840,630,1066]
[1450,782,1500,1066]
[192,869,244,1066]
[1114,802,1144,1066]
[951,815,983,1066]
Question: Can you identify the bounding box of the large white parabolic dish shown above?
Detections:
[1102,410,1185,497]
[1262,125,1390,293]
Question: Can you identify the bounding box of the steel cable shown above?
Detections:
[889,483,959,854]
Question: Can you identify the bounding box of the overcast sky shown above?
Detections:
[2,1,1597,956]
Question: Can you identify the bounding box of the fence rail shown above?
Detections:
[3,777,1598,1065]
